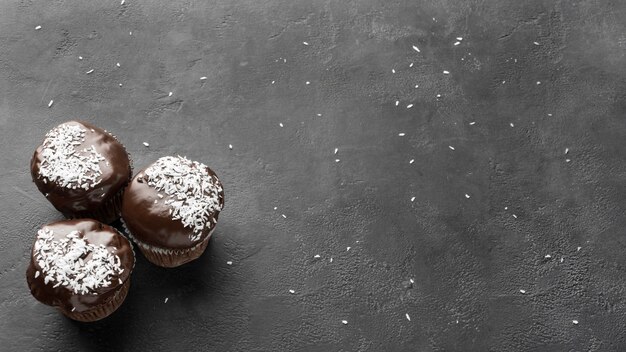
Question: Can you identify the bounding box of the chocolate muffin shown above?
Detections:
[30,121,132,223]
[121,156,224,267]
[26,219,135,322]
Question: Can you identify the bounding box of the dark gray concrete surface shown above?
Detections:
[1,0,626,350]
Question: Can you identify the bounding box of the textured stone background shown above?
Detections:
[1,0,626,351]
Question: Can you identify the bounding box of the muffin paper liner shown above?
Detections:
[60,279,130,322]
[120,218,214,268]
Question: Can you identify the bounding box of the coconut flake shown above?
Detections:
[33,228,123,294]
[143,156,224,241]
[37,123,105,189]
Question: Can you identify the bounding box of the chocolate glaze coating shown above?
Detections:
[26,219,134,314]
[121,162,224,250]
[30,121,131,223]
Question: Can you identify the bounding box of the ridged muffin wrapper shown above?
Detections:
[60,279,131,322]
[120,218,214,268]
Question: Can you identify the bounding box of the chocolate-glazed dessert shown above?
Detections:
[30,121,132,224]
[26,219,135,322]
[121,156,224,267]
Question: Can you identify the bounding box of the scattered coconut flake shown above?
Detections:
[129,31,132,35]
[33,228,123,294]
[143,156,224,241]
[289,289,295,294]
[341,320,348,325]
[143,142,149,147]
[454,41,461,46]
[536,81,541,85]
[412,45,420,53]
[533,41,540,45]
[38,123,105,189]
[577,246,581,251]
[398,133,405,137]
[566,159,571,163]
[334,148,338,154]
[330,257,333,263]
[405,313,411,321]
[392,69,396,74]
[116,62,120,67]
[226,261,232,265]
[302,41,309,45]
[271,80,275,84]
[512,214,518,218]
[119,83,123,87]
[346,247,351,251]
[35,25,42,30]
[560,257,564,263]
[469,121,476,125]
[465,194,470,199]
[449,146,455,150]
[305,81,310,85]
[443,70,450,75]
[572,320,578,325]
[35,271,40,278]
[456,37,463,41]
[410,196,415,202]
[228,144,233,150]
[48,100,54,108]
[436,94,441,98]
[415,84,419,88]
[121,0,125,4]
[168,92,173,97]
[409,63,414,67]
[335,159,340,163]
[281,214,287,219]
[409,278,414,284]
[200,76,207,80]
[545,254,552,259]
[395,100,399,106]
[510,123,515,127]
[164,297,168,303]
[273,206,277,210]
[86,69,94,74]
[520,289,526,294]
[317,113,322,117]
[279,123,284,127]
[78,56,83,60]
[407,104,413,109]
[409,159,414,164]
[565,148,569,154]
[314,254,320,258]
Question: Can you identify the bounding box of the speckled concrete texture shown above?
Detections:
[1,0,626,351]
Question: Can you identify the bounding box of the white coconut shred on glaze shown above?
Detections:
[34,228,123,295]
[143,156,223,242]
[38,123,105,189]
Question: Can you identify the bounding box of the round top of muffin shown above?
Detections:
[30,121,131,215]
[122,156,224,249]
[26,219,134,312]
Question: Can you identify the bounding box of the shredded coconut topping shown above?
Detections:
[144,156,223,241]
[33,228,123,295]
[38,123,105,189]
